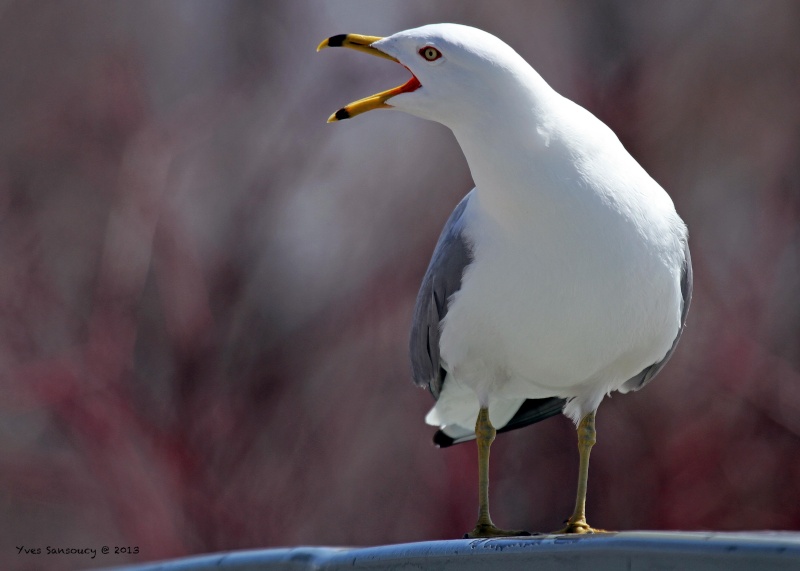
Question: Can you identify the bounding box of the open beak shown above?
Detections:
[317,34,421,122]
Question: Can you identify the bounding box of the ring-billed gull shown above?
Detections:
[318,23,692,538]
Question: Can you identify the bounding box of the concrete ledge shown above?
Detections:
[107,531,800,571]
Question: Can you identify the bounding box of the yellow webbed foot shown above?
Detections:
[554,516,608,535]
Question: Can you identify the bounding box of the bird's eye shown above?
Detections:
[419,46,442,61]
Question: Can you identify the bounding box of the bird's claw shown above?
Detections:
[554,516,607,535]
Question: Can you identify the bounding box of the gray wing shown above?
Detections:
[622,238,693,392]
[409,191,473,399]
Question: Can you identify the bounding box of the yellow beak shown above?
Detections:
[317,34,421,122]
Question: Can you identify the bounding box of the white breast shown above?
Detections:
[435,102,687,427]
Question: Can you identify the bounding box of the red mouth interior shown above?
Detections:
[399,74,422,94]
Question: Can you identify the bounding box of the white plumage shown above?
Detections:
[372,24,687,431]
[321,22,691,536]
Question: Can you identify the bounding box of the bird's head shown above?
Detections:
[318,23,537,128]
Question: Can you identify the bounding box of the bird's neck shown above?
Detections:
[451,87,565,224]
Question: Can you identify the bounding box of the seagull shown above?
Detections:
[318,23,691,538]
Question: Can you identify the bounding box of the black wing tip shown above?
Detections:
[433,430,455,448]
[498,397,566,434]
[432,397,566,449]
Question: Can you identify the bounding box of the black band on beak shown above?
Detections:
[326,34,347,47]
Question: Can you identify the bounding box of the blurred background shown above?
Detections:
[1,1,800,569]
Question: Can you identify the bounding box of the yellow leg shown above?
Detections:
[465,407,530,538]
[557,410,606,534]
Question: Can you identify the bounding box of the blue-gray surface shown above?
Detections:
[107,531,800,571]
